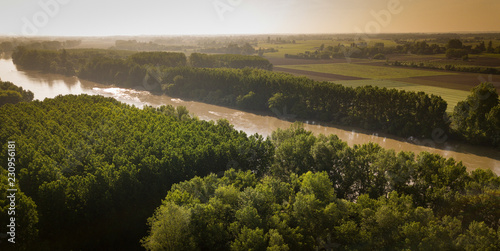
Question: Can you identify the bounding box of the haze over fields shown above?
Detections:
[1,0,499,36]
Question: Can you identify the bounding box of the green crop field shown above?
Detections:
[279,63,457,79]
[396,60,499,69]
[482,53,500,58]
[334,79,470,113]
[258,40,329,58]
[259,39,400,58]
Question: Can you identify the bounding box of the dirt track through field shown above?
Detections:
[274,66,366,81]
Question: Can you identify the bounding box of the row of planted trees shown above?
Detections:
[159,66,449,139]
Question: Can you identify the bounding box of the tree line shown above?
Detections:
[112,39,196,51]
[12,47,272,76]
[0,40,81,55]
[388,61,500,75]
[155,66,449,138]
[284,39,500,60]
[189,53,273,70]
[199,43,257,55]
[284,41,446,60]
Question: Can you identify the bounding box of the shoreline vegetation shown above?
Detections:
[11,47,500,148]
[1,93,499,250]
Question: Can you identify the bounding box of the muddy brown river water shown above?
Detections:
[1,58,498,174]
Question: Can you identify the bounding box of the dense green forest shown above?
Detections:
[0,81,34,106]
[145,169,500,250]
[0,94,273,250]
[144,123,500,250]
[0,88,498,250]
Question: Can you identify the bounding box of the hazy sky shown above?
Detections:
[1,0,499,36]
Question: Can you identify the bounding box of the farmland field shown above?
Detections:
[266,39,500,112]
[278,63,457,79]
[274,66,366,81]
[258,40,329,58]
[259,39,398,58]
[334,79,470,113]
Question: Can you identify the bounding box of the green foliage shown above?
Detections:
[452,82,500,146]
[0,90,22,106]
[142,119,499,250]
[231,227,267,251]
[142,202,195,251]
[373,53,386,60]
[0,169,39,250]
[162,66,449,137]
[2,92,498,249]
[146,165,500,250]
[447,39,464,49]
[0,94,274,250]
[285,40,445,59]
[269,123,498,218]
[0,81,34,106]
[128,51,187,67]
[446,48,469,59]
[267,228,290,251]
[389,60,500,75]
[189,53,273,70]
[113,39,194,51]
[456,221,500,250]
[0,40,81,54]
[200,43,256,55]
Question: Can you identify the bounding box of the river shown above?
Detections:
[1,58,498,174]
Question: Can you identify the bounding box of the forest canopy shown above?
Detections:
[144,169,500,250]
[0,92,498,250]
[143,123,500,250]
[0,94,273,250]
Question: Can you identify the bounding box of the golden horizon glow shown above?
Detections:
[0,0,499,36]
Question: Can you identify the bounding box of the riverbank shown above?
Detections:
[1,58,498,174]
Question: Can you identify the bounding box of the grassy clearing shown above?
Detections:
[334,79,469,113]
[279,63,457,79]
